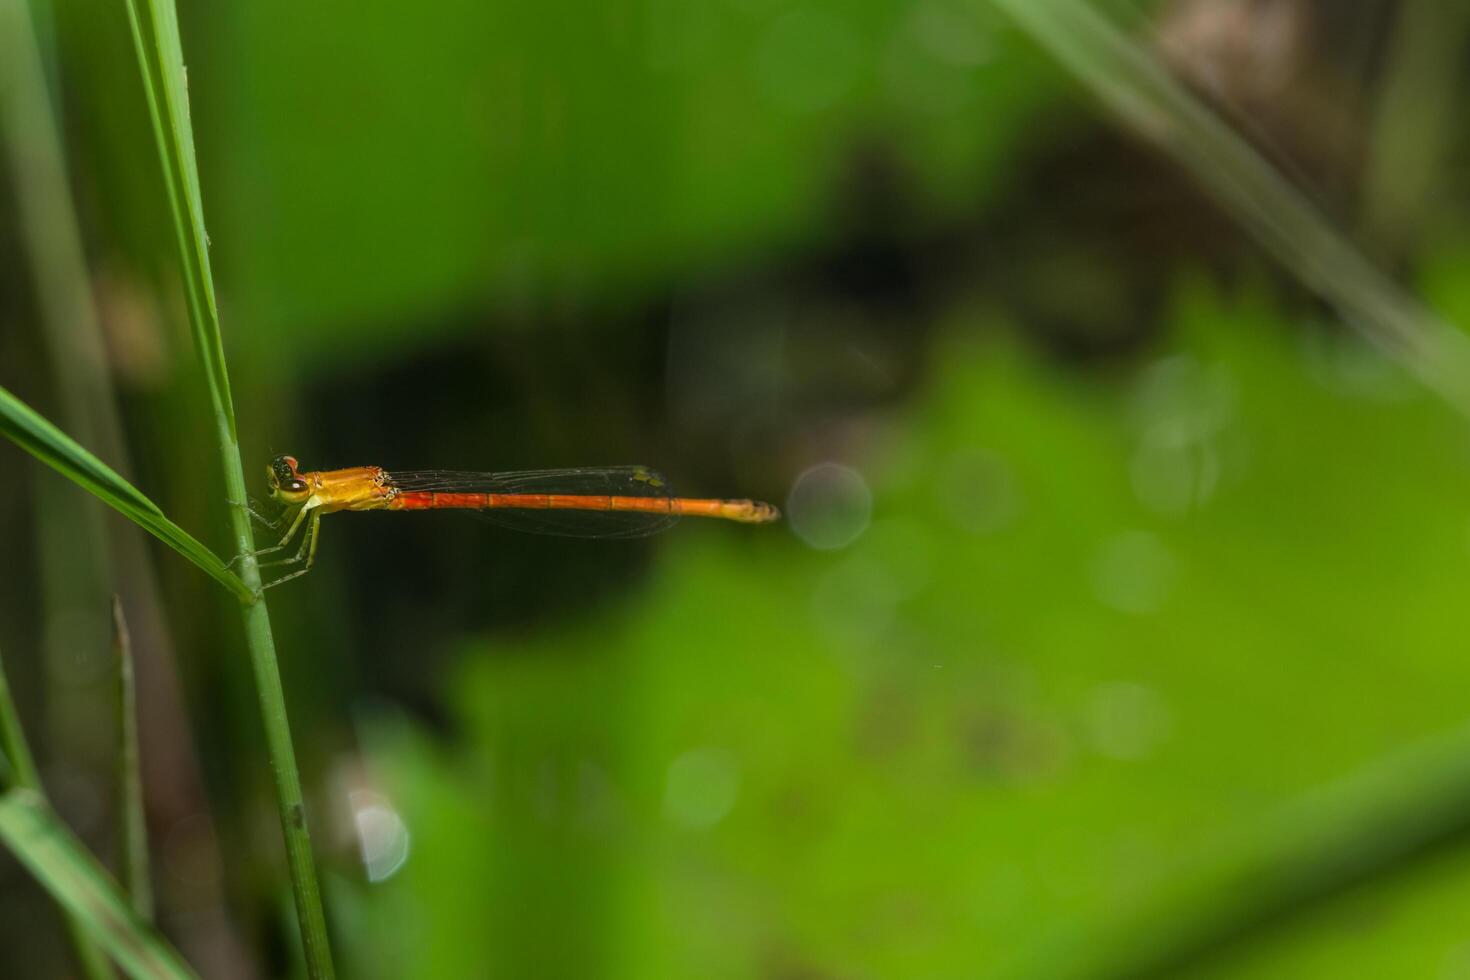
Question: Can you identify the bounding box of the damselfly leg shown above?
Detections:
[227,496,284,530]
[227,501,315,569]
[259,509,322,590]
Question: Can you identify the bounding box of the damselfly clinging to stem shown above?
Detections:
[238,455,781,589]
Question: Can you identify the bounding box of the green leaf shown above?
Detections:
[0,789,196,979]
[0,385,252,602]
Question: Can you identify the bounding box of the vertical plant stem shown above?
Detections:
[112,598,153,920]
[0,644,114,980]
[239,568,336,977]
[118,0,336,972]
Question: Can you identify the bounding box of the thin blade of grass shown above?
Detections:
[112,599,153,921]
[987,0,1470,418]
[118,0,231,439]
[0,644,114,980]
[0,789,196,980]
[119,0,336,975]
[0,385,252,603]
[0,642,41,793]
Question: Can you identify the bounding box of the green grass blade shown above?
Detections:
[118,0,337,974]
[119,0,231,439]
[0,643,41,793]
[0,789,196,980]
[987,0,1470,418]
[112,599,153,921]
[0,385,252,603]
[0,645,115,980]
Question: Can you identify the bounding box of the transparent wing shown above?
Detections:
[386,466,681,539]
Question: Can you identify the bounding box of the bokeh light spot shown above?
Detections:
[787,463,873,550]
[1084,682,1173,760]
[1090,531,1176,615]
[663,748,741,830]
[350,790,411,883]
[1129,355,1238,516]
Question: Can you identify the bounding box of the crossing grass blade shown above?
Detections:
[986,0,1470,418]
[0,789,196,980]
[0,385,252,602]
[0,644,113,980]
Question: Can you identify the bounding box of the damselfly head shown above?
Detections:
[267,454,309,503]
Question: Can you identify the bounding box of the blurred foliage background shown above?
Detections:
[5,0,1470,976]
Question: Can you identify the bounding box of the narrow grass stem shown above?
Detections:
[112,598,153,920]
[118,0,337,973]
[235,523,335,977]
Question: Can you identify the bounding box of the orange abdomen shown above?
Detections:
[387,491,777,523]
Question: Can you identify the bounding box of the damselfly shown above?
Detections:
[240,455,780,588]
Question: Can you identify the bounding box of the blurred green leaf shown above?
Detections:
[0,789,196,979]
[347,300,1470,979]
[194,1,1057,369]
[0,384,251,601]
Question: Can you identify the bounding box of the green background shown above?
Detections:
[5,0,1470,976]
